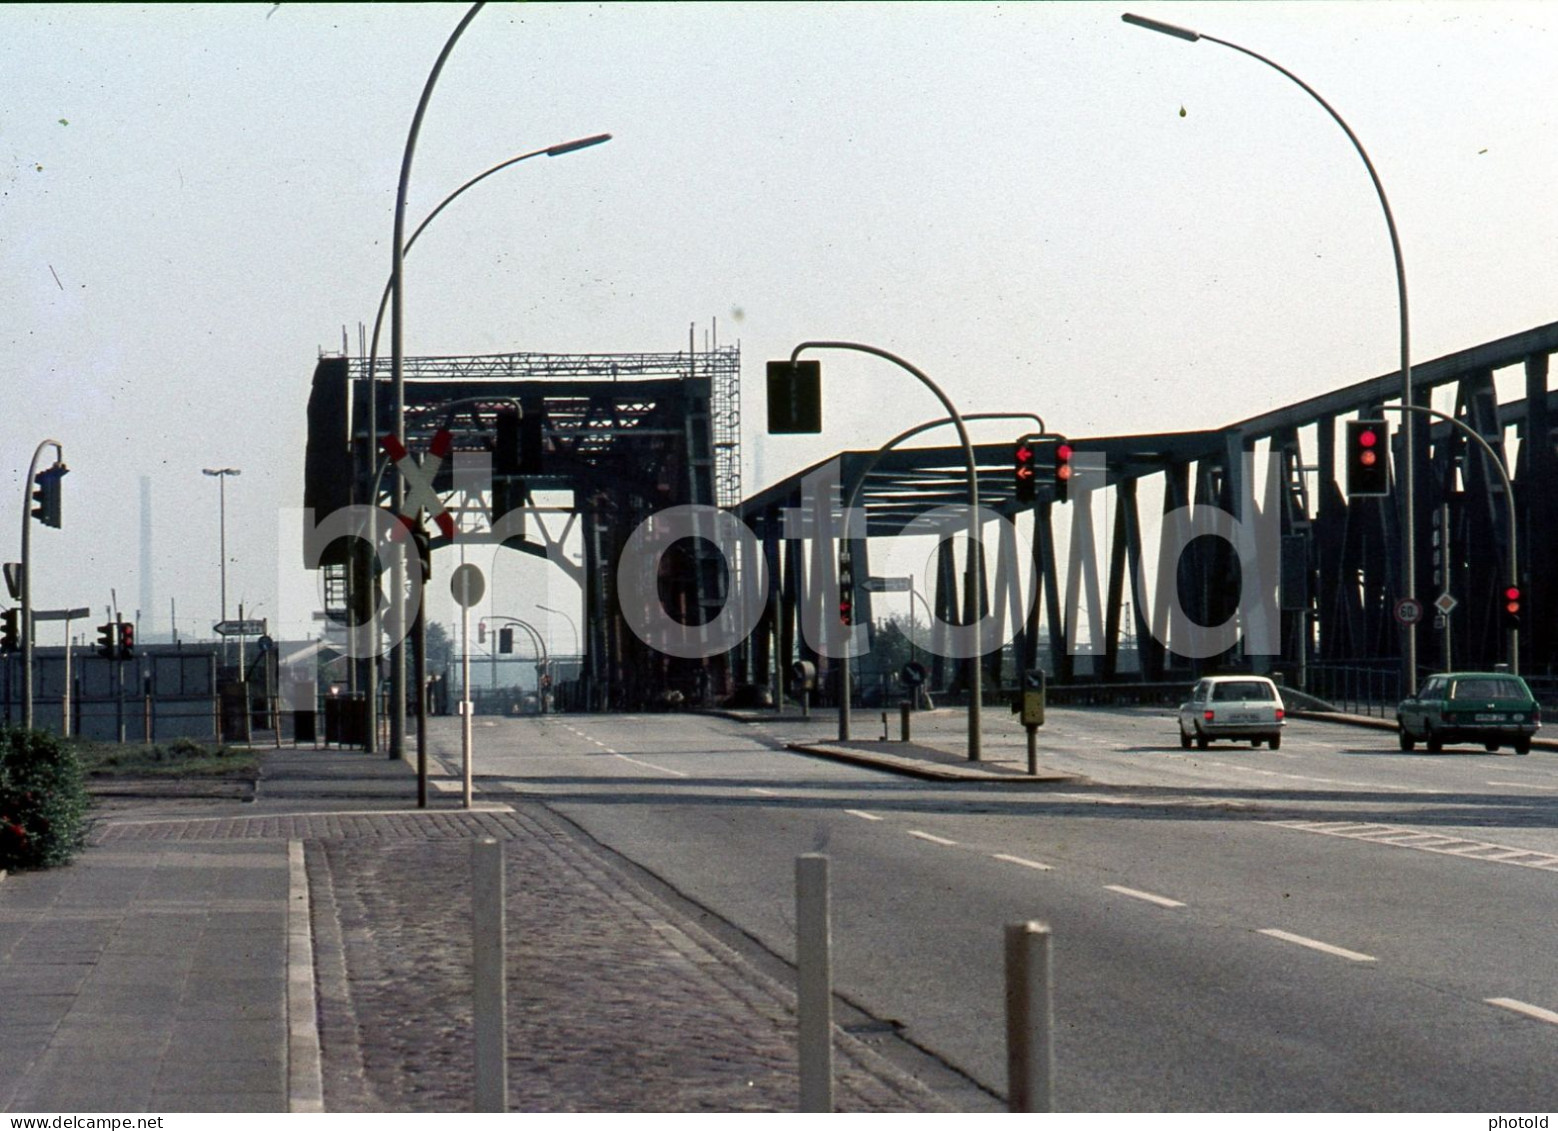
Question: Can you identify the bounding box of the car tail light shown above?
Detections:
[1535,705,1542,726]
[1276,708,1285,721]
[1204,710,1215,722]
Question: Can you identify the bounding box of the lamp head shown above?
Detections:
[1122,13,1202,42]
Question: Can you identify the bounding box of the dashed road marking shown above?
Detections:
[1270,820,1558,872]
[907,830,958,847]
[1258,928,1376,963]
[992,853,1053,872]
[1487,780,1558,791]
[1487,998,1558,1026]
[614,754,687,778]
[1105,884,1185,908]
[749,787,778,796]
[844,809,883,821]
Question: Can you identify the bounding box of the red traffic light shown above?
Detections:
[1505,586,1522,613]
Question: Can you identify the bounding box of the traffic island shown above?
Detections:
[785,739,1080,783]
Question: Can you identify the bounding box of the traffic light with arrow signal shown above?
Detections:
[1014,437,1038,503]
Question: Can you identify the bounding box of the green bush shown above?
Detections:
[0,727,89,870]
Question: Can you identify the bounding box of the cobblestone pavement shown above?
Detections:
[97,802,955,1112]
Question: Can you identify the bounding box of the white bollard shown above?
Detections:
[796,853,834,1113]
[1005,919,1054,1112]
[473,838,507,1111]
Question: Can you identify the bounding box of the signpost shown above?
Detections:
[451,563,485,810]
[213,619,267,636]
[35,606,88,737]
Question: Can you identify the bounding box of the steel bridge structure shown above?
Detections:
[733,319,1558,706]
[303,337,740,711]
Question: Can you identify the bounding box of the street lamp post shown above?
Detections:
[787,341,985,761]
[1378,404,1520,673]
[1124,12,1417,693]
[21,439,65,730]
[388,1,486,764]
[203,467,240,664]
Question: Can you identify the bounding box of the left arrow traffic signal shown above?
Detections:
[1014,438,1038,503]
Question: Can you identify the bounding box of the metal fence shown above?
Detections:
[1305,663,1403,719]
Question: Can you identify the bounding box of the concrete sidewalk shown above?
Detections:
[0,744,964,1113]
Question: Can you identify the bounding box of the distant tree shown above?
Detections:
[866,616,923,677]
[426,622,454,670]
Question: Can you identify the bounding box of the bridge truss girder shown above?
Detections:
[734,320,1558,701]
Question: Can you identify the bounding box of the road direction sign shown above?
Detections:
[33,606,90,622]
[863,576,911,593]
[215,619,266,636]
[1393,598,1424,626]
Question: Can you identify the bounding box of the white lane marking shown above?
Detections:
[992,853,1053,872]
[1268,820,1558,872]
[1105,884,1186,908]
[430,778,460,793]
[844,809,883,821]
[1487,780,1558,791]
[750,787,778,796]
[907,830,958,846]
[614,754,688,778]
[1487,998,1558,1026]
[1258,928,1376,963]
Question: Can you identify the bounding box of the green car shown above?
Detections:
[1396,672,1541,754]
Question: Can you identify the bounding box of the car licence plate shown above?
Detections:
[1474,713,1508,722]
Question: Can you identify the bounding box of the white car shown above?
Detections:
[1178,675,1286,750]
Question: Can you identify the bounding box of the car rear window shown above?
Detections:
[1211,681,1275,701]
[1450,678,1527,700]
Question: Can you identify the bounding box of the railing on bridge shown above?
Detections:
[1304,663,1402,720]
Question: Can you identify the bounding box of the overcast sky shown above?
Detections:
[5,1,1556,649]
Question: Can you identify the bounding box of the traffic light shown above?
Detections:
[1346,419,1390,497]
[477,622,486,644]
[1054,440,1074,503]
[0,608,18,654]
[31,463,66,528]
[1032,436,1074,503]
[837,545,855,626]
[1502,585,1522,629]
[765,360,822,434]
[1014,437,1038,503]
[499,627,514,654]
[520,410,547,475]
[118,622,135,660]
[96,621,118,660]
[493,407,522,475]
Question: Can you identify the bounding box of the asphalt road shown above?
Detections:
[435,706,1558,1111]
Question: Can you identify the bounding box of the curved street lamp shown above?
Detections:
[537,603,579,657]
[786,341,985,761]
[1124,12,1417,692]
